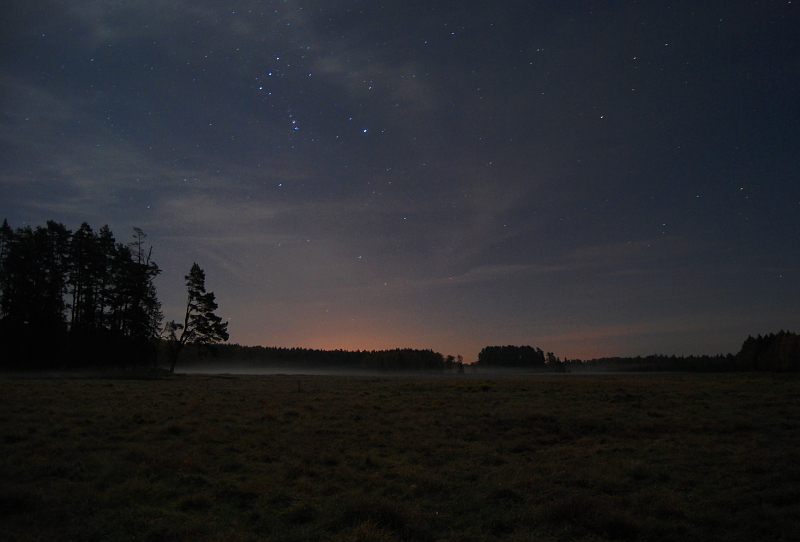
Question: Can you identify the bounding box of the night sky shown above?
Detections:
[2,1,798,361]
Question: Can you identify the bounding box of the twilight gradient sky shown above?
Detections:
[2,1,798,361]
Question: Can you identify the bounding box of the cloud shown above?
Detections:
[386,263,567,292]
[312,48,436,120]
[565,237,707,271]
[0,75,158,219]
[56,0,310,51]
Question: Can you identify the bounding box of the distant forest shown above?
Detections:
[179,332,800,373]
[473,334,800,373]
[178,344,453,373]
[1,219,798,373]
[569,331,800,372]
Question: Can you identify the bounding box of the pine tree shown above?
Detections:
[167,263,229,372]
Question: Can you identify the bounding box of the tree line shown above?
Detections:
[174,344,455,372]
[571,332,799,372]
[475,332,800,373]
[475,345,566,371]
[141,335,800,373]
[735,331,800,372]
[0,219,227,371]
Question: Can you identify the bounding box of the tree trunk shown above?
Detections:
[169,342,183,373]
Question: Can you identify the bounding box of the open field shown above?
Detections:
[1,373,799,541]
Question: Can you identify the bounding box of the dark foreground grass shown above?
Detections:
[1,373,799,541]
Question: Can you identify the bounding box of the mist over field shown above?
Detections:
[176,363,642,378]
[179,365,410,378]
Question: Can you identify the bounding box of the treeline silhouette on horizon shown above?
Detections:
[2,219,798,373]
[566,331,799,372]
[177,343,453,372]
[179,332,800,373]
[472,333,800,373]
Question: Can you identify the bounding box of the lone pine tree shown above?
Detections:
[166,263,229,372]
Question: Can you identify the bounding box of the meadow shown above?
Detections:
[1,372,798,541]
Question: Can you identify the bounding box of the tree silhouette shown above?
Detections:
[167,263,229,372]
[0,220,164,369]
[476,345,546,367]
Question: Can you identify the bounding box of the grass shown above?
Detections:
[1,373,799,541]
